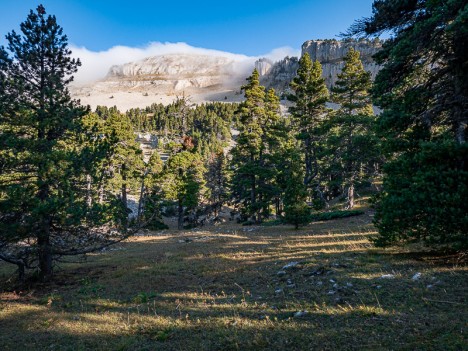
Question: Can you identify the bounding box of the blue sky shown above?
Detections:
[1,0,375,55]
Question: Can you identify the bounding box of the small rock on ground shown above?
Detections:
[294,310,309,318]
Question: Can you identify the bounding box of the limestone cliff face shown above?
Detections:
[105,53,240,90]
[258,39,382,93]
[71,53,249,111]
[254,58,273,76]
[258,56,299,94]
[302,39,382,86]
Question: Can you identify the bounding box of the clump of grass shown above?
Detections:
[38,293,62,306]
[132,292,156,304]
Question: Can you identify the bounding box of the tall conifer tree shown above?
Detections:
[0,6,135,280]
[163,151,206,229]
[231,69,265,221]
[231,70,286,221]
[327,48,377,209]
[288,53,329,190]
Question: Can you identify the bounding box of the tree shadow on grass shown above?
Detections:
[0,224,466,350]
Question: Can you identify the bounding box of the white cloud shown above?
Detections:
[69,42,300,85]
[263,46,301,62]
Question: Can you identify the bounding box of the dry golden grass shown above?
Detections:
[0,213,466,350]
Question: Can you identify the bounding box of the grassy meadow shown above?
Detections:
[0,209,466,350]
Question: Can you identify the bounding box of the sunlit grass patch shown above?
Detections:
[0,213,466,350]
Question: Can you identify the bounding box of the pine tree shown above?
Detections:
[163,151,206,229]
[231,70,286,222]
[280,143,311,229]
[140,151,166,229]
[288,53,329,190]
[205,150,229,218]
[327,48,377,209]
[348,0,468,248]
[259,88,288,219]
[231,69,266,221]
[0,6,129,280]
[102,108,144,223]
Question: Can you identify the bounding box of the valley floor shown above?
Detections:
[0,213,466,350]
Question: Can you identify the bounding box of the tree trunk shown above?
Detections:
[137,171,147,223]
[121,173,128,210]
[453,78,467,145]
[347,183,355,209]
[17,262,25,281]
[456,120,466,144]
[86,174,92,209]
[37,174,53,280]
[250,174,257,222]
[178,198,184,230]
[98,181,105,204]
[38,222,53,281]
[36,237,52,281]
[304,137,317,186]
[315,185,330,209]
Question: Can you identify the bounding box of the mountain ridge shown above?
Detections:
[71,39,382,110]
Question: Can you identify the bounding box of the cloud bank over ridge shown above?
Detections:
[70,42,300,85]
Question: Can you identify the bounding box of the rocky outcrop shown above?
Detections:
[257,39,382,94]
[254,58,273,76]
[258,57,299,95]
[302,39,382,86]
[302,39,381,64]
[105,53,241,91]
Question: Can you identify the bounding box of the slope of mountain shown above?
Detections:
[105,54,238,89]
[71,39,382,111]
[71,53,248,111]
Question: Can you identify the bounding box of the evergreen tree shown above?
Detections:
[162,151,206,229]
[260,88,288,218]
[327,48,377,209]
[230,69,266,221]
[281,143,311,229]
[231,70,286,222]
[205,150,229,218]
[140,151,166,229]
[288,53,330,190]
[348,0,468,248]
[101,108,144,222]
[284,202,312,230]
[0,6,129,280]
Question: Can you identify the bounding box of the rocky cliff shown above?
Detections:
[258,39,382,94]
[71,40,382,110]
[258,56,299,94]
[71,53,249,110]
[105,53,241,91]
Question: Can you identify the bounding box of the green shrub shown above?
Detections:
[310,210,364,222]
[284,203,312,229]
[146,220,169,230]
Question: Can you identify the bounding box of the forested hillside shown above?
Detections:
[0,2,466,350]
